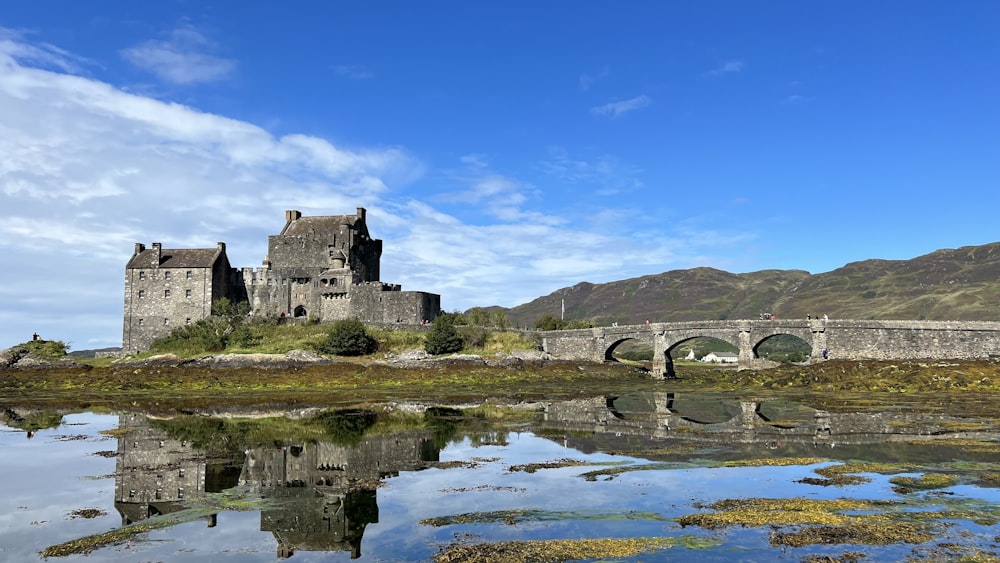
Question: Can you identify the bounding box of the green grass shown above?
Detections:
[145,320,539,359]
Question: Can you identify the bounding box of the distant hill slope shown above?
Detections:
[497,242,1000,327]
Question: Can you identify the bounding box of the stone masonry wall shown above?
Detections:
[543,320,1000,378]
[123,266,215,353]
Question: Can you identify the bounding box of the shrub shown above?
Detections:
[425,316,463,355]
[150,317,229,354]
[459,326,489,349]
[23,339,69,359]
[318,318,378,356]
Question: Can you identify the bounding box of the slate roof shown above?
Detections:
[281,215,361,237]
[126,247,222,269]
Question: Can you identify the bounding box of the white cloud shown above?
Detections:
[0,34,754,350]
[579,66,609,91]
[120,24,235,85]
[590,95,651,118]
[780,94,810,104]
[0,37,416,348]
[332,64,374,79]
[434,156,540,221]
[540,147,644,195]
[0,28,93,74]
[705,59,745,77]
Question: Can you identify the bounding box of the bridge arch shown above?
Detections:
[752,332,813,363]
[604,336,649,362]
[541,320,1000,378]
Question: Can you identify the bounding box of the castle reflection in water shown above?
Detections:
[106,391,997,559]
[114,413,439,559]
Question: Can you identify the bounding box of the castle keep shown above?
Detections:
[123,207,441,352]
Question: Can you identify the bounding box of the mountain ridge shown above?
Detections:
[495,241,1000,327]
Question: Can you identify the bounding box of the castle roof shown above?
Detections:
[281,214,362,237]
[126,246,225,269]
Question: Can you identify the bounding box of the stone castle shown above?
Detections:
[123,207,441,352]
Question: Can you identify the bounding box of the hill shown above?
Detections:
[497,242,1000,328]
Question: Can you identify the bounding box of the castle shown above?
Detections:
[123,207,441,353]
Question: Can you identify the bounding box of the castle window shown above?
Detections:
[186,270,192,279]
[138,290,145,299]
[138,271,146,280]
[332,279,338,286]
[185,289,192,298]
[138,318,144,326]
[164,271,171,280]
[164,289,171,298]
[163,318,169,325]
[185,318,191,324]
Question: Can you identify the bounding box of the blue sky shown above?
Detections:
[1,2,998,351]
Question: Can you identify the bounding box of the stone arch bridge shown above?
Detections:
[540,319,1000,378]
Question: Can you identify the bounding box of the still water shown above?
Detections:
[2,393,999,562]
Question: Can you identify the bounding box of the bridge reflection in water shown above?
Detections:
[540,319,1000,377]
[0,394,984,560]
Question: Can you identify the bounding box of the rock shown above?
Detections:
[190,350,335,368]
[439,354,487,365]
[0,347,28,369]
[284,349,334,364]
[510,349,552,361]
[115,354,190,368]
[487,355,524,369]
[390,349,432,362]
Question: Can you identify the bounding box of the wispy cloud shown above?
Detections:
[704,59,745,77]
[0,27,93,74]
[435,155,543,222]
[590,95,652,118]
[332,64,374,79]
[780,94,810,104]
[121,23,235,85]
[579,66,609,91]
[540,147,644,195]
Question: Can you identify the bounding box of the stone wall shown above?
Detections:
[542,319,1000,378]
[348,283,440,325]
[124,208,441,352]
[123,246,229,353]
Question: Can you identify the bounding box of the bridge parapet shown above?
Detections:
[541,319,1000,378]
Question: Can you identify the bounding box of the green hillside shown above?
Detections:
[495,242,1000,327]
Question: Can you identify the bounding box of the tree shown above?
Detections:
[319,318,378,356]
[534,315,566,331]
[425,315,464,355]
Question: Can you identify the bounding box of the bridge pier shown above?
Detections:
[543,320,1000,378]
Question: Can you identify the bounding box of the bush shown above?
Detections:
[150,317,229,354]
[318,318,378,356]
[425,316,464,355]
[23,339,69,359]
[459,326,489,349]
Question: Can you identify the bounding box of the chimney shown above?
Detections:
[357,207,366,222]
[285,210,301,223]
[216,242,226,253]
[134,243,146,255]
[151,242,162,265]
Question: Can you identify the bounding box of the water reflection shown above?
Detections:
[2,392,999,561]
[542,392,1000,465]
[113,412,441,559]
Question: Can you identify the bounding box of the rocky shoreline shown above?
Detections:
[0,345,555,371]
